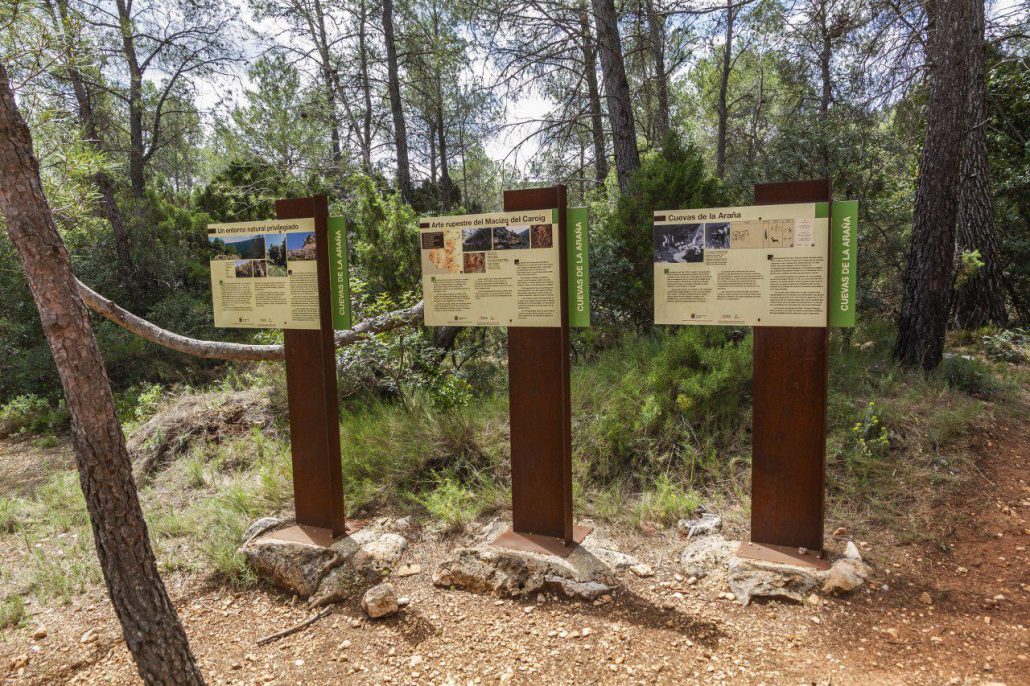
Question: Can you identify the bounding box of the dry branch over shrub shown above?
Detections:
[77,278,425,362]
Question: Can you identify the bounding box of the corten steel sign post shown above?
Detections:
[491,185,592,557]
[275,195,348,543]
[738,180,832,569]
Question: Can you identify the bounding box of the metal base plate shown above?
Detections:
[491,525,593,559]
[260,521,367,548]
[736,541,831,570]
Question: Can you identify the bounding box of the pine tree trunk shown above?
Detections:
[435,77,452,210]
[643,0,669,141]
[0,63,204,686]
[895,0,975,369]
[383,0,413,203]
[579,3,609,187]
[716,0,735,179]
[591,0,640,192]
[818,1,833,176]
[50,0,135,291]
[115,0,146,197]
[953,0,1007,328]
[358,0,374,173]
[313,0,343,165]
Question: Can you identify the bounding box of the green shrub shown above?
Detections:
[0,496,18,534]
[415,474,502,533]
[851,401,890,458]
[633,473,701,526]
[573,327,751,482]
[0,595,26,630]
[592,133,722,327]
[937,355,1004,397]
[980,328,1029,363]
[0,395,68,437]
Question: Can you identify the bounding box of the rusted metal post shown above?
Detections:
[276,196,347,540]
[491,185,590,557]
[738,180,832,569]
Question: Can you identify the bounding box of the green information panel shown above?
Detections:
[566,207,590,327]
[328,216,352,330]
[816,201,858,328]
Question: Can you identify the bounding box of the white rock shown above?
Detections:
[727,557,823,605]
[680,534,737,579]
[844,541,863,561]
[397,596,411,607]
[354,533,409,573]
[630,563,654,578]
[586,547,639,571]
[822,558,872,594]
[677,513,723,539]
[434,546,616,601]
[361,583,399,619]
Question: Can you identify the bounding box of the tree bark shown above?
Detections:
[817,0,833,175]
[114,0,146,197]
[435,76,452,210]
[591,0,640,192]
[383,0,413,202]
[953,0,1007,328]
[0,62,204,686]
[579,3,609,187]
[643,0,669,141]
[895,0,975,369]
[357,0,374,173]
[715,0,736,179]
[49,0,135,290]
[309,0,343,165]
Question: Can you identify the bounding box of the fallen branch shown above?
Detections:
[75,277,424,362]
[256,607,333,646]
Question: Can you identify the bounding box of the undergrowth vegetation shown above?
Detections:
[0,317,1018,606]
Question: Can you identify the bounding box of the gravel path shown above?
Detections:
[2,419,1027,685]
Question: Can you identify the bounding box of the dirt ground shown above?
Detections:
[2,415,1028,686]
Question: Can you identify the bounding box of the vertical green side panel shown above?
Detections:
[566,207,590,327]
[829,201,858,327]
[328,216,351,330]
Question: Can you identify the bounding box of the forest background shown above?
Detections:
[0,0,1029,613]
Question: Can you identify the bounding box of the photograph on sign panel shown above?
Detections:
[654,223,704,263]
[462,227,492,252]
[264,234,287,276]
[764,220,794,248]
[492,226,529,250]
[423,231,460,274]
[286,232,317,261]
[210,234,265,260]
[705,222,731,250]
[421,231,444,250]
[530,223,553,248]
[235,259,267,278]
[463,252,486,273]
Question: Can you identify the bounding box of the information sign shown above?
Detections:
[653,203,828,327]
[419,209,562,327]
[209,218,320,329]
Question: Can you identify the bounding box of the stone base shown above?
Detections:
[681,533,874,605]
[239,517,410,606]
[433,535,642,601]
